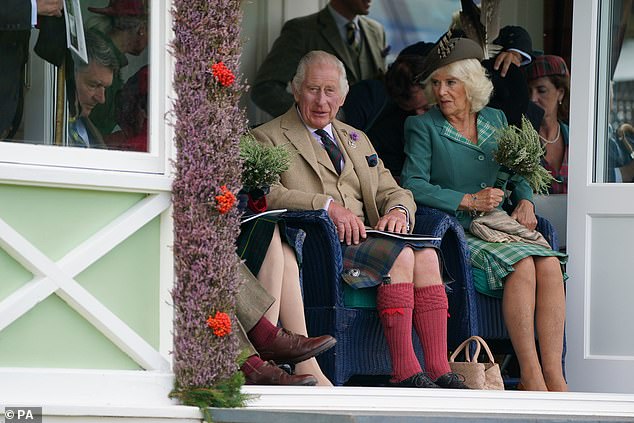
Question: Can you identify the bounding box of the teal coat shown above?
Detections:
[401,106,533,228]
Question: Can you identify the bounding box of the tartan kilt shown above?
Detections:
[341,237,438,289]
[465,232,568,297]
[237,216,281,276]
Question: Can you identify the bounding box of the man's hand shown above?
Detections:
[375,208,408,234]
[328,202,367,245]
[510,199,537,230]
[493,51,522,77]
[37,0,63,17]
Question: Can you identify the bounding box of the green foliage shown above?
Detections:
[494,115,556,194]
[239,133,292,191]
[169,371,251,422]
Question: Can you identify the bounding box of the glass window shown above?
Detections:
[369,0,460,62]
[597,0,634,183]
[1,0,149,152]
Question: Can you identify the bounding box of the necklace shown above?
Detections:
[539,125,560,144]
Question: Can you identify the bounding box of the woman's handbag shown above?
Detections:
[449,335,505,390]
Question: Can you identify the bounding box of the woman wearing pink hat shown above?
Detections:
[525,55,571,194]
[85,0,149,138]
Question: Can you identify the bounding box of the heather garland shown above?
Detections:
[170,0,248,409]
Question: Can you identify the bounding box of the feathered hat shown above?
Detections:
[415,0,501,83]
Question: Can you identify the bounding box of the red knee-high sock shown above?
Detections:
[413,284,451,380]
[376,283,422,383]
[247,316,280,350]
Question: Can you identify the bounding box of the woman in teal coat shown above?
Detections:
[401,37,568,392]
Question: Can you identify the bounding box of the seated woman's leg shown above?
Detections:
[503,256,548,391]
[278,240,333,386]
[257,225,285,324]
[257,225,333,386]
[534,256,568,392]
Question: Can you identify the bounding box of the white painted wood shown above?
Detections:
[0,162,172,192]
[0,194,172,370]
[242,386,634,418]
[57,193,171,276]
[567,0,634,393]
[0,277,57,332]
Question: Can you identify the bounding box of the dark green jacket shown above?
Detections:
[401,106,533,228]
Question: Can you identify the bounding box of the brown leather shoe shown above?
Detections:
[244,360,317,386]
[258,329,336,364]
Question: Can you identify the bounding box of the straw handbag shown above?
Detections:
[449,335,505,390]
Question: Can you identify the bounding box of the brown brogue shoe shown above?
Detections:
[258,329,336,364]
[244,361,317,386]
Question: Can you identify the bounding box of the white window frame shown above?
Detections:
[0,0,174,192]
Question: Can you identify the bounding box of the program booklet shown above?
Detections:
[365,228,441,242]
[240,208,287,224]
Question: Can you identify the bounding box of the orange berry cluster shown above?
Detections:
[215,185,236,214]
[206,311,232,337]
[211,62,236,87]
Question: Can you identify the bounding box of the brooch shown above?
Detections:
[342,129,359,148]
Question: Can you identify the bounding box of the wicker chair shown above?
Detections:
[281,209,479,386]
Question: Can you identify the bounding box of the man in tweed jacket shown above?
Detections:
[252,51,468,390]
[251,0,387,119]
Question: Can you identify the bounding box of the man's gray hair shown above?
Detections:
[292,50,349,96]
[75,30,120,74]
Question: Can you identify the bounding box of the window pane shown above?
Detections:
[0,0,149,152]
[599,0,634,183]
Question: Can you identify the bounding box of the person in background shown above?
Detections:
[253,50,468,389]
[251,0,388,120]
[106,65,148,151]
[401,37,568,391]
[340,42,435,180]
[524,55,571,194]
[86,0,149,136]
[68,30,119,148]
[1,0,64,140]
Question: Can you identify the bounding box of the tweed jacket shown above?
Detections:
[251,6,387,118]
[252,107,415,229]
[401,106,533,228]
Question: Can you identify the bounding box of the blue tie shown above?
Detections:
[315,129,343,174]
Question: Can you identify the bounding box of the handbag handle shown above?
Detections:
[449,335,497,364]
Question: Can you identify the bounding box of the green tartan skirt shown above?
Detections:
[237,216,287,277]
[465,232,568,299]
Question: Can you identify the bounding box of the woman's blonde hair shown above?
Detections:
[423,58,493,113]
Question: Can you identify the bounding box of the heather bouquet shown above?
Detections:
[238,133,291,213]
[493,115,556,194]
[239,132,291,192]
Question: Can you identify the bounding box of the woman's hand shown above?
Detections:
[461,187,504,213]
[510,199,537,230]
[328,202,367,245]
[375,208,409,234]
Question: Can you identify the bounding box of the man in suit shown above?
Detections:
[252,51,467,389]
[68,30,120,148]
[0,0,63,140]
[251,0,388,119]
